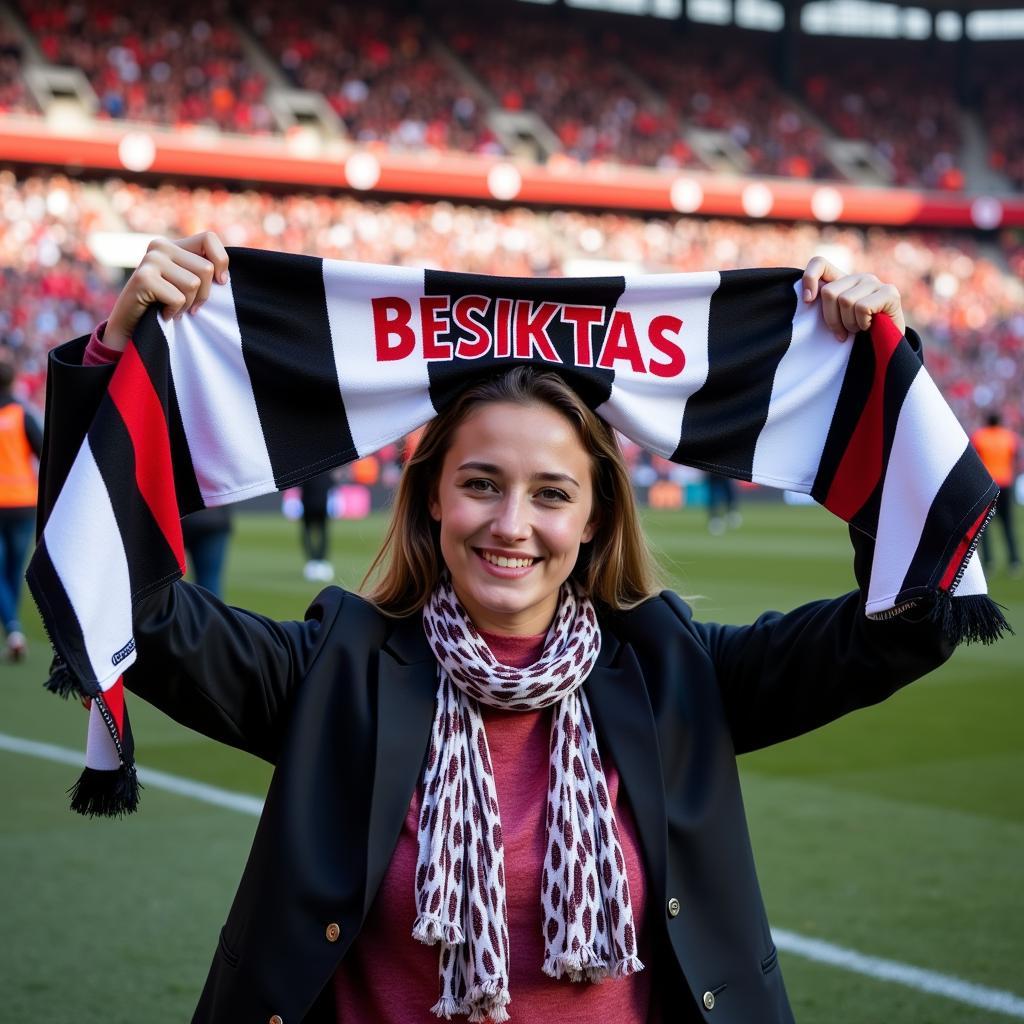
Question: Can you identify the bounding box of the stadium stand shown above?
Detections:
[800,40,965,189]
[17,0,275,133]
[249,0,502,154]
[0,0,1021,189]
[0,20,34,114]
[975,48,1024,189]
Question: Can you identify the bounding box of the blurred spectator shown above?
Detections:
[301,470,335,582]
[0,355,42,660]
[971,413,1021,576]
[704,471,741,536]
[182,507,234,598]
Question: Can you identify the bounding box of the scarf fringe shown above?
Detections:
[43,654,91,700]
[611,954,645,978]
[542,949,645,983]
[429,996,464,1021]
[431,982,511,1022]
[931,593,1013,647]
[542,946,607,982]
[67,765,140,817]
[413,915,465,946]
[464,981,511,1023]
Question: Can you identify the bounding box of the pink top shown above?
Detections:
[83,322,122,367]
[333,630,653,1024]
[83,330,654,1023]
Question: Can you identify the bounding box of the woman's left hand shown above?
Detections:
[801,256,906,342]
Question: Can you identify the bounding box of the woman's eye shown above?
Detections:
[463,478,496,493]
[538,488,570,502]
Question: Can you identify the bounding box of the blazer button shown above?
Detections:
[269,1016,284,1024]
[325,922,341,943]
[703,991,715,1010]
[667,897,681,918]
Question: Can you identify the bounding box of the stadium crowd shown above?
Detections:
[0,1,1020,191]
[18,0,275,133]
[250,0,501,155]
[801,44,965,190]
[976,50,1024,190]
[2,170,1021,439]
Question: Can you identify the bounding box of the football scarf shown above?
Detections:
[26,247,1008,816]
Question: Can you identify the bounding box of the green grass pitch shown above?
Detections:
[1,503,1021,1023]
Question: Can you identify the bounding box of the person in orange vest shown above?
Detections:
[0,358,43,660]
[971,412,1021,576]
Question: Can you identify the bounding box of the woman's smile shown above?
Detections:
[475,547,542,575]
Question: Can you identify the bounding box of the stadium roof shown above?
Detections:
[533,0,1024,36]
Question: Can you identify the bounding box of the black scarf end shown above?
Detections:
[68,766,141,818]
[43,655,92,700]
[931,593,1013,647]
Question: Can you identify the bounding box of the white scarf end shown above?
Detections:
[542,947,604,982]
[430,996,465,1020]
[612,954,645,978]
[463,982,511,1022]
[413,915,465,946]
[542,949,645,983]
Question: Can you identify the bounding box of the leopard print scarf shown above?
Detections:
[416,576,644,1022]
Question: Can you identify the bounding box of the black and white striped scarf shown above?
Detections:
[27,247,1007,815]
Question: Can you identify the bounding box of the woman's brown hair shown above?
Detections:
[363,366,662,616]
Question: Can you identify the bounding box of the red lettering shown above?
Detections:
[648,315,686,378]
[514,301,561,362]
[560,305,605,366]
[453,295,492,359]
[420,296,452,359]
[372,297,415,361]
[597,310,646,373]
[494,297,513,358]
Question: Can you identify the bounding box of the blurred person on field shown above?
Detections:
[0,354,42,660]
[182,507,234,599]
[971,412,1021,576]
[301,470,336,582]
[704,471,741,536]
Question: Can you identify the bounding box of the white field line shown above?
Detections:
[4,731,1024,1018]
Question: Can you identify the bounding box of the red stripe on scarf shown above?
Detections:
[107,342,186,572]
[823,314,904,522]
[940,504,991,591]
[102,677,125,736]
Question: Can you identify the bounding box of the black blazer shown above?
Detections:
[43,338,953,1023]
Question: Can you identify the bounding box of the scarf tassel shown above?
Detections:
[464,981,511,1024]
[429,996,464,1021]
[43,653,91,700]
[542,945,641,983]
[932,593,1012,647]
[67,765,140,818]
[413,915,465,946]
[430,982,511,1023]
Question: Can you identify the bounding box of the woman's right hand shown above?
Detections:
[103,232,230,352]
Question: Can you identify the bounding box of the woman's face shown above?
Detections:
[429,401,598,636]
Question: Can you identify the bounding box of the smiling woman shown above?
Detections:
[366,367,659,633]
[39,232,977,1024]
